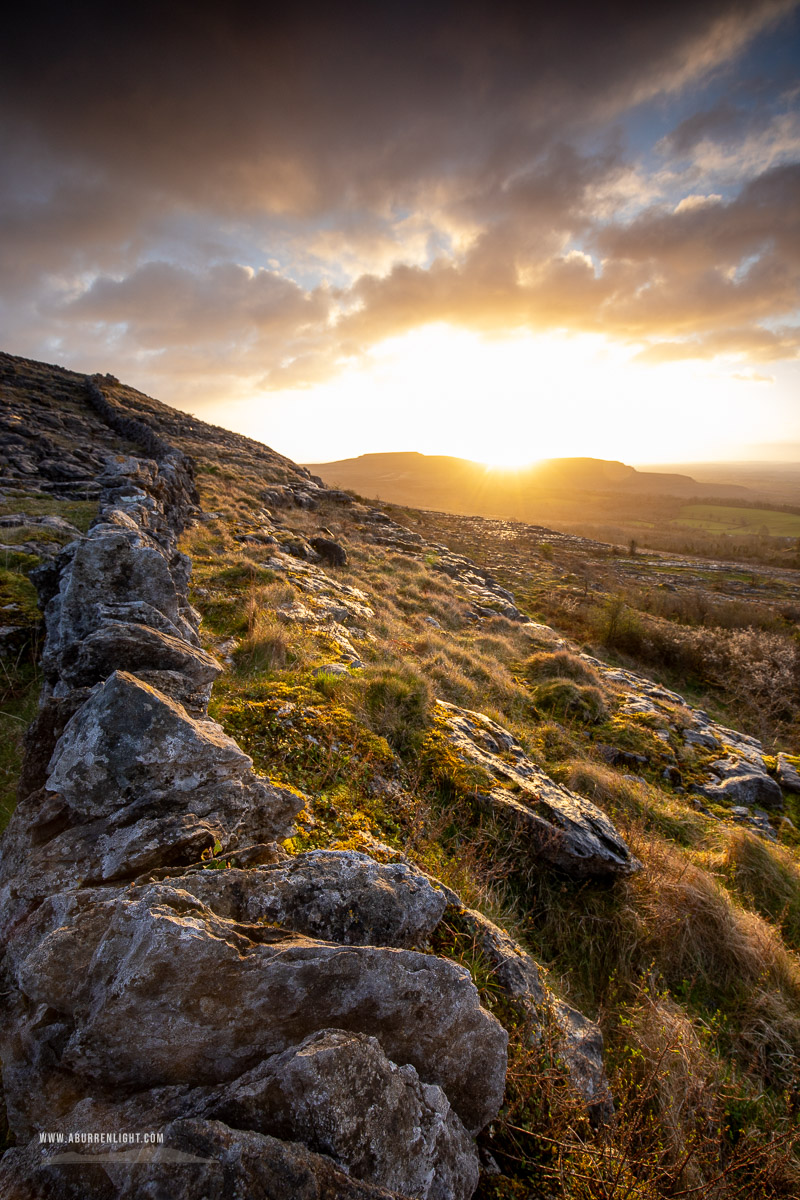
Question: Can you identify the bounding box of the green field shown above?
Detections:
[674,504,800,537]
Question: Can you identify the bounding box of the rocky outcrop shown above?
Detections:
[440,904,612,1121]
[0,379,507,1199]
[777,754,800,795]
[5,882,505,1135]
[699,755,784,810]
[521,624,789,841]
[436,700,641,878]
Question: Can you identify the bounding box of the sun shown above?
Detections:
[236,323,773,466]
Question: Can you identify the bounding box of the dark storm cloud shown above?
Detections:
[4,2,792,205]
[1,0,799,392]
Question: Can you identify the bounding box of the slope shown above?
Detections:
[1,352,800,1198]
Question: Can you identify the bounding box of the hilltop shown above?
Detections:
[2,350,800,1198]
[305,451,800,568]
[304,449,748,514]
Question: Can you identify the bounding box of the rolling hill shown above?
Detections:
[304,450,750,521]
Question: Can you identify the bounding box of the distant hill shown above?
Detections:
[303,451,750,520]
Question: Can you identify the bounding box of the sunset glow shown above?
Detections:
[230,325,799,466]
[2,2,799,463]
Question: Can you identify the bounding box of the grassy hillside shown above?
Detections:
[2,356,800,1195]
[178,448,800,1197]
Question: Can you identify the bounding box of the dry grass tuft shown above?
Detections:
[714,828,800,951]
[524,649,602,686]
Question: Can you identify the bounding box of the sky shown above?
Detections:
[2,0,799,466]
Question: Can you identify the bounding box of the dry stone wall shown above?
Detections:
[0,381,510,1199]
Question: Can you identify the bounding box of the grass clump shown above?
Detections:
[524,650,601,686]
[362,665,432,755]
[233,626,290,675]
[560,759,708,846]
[534,679,607,724]
[714,829,800,952]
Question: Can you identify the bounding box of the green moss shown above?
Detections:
[418,719,494,800]
[594,714,674,763]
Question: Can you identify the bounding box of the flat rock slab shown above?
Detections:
[436,701,640,878]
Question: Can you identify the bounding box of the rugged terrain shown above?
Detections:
[1,350,800,1198]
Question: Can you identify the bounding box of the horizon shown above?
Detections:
[2,3,799,466]
[303,447,800,471]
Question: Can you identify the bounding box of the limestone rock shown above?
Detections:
[551,1000,612,1121]
[309,536,348,566]
[777,754,800,795]
[41,526,197,688]
[446,906,611,1119]
[162,850,448,947]
[119,1120,404,1199]
[46,671,300,841]
[437,701,640,878]
[0,674,302,931]
[57,619,222,694]
[703,756,783,810]
[0,1120,404,1200]
[207,1029,479,1199]
[16,691,92,801]
[6,883,507,1136]
[0,788,237,930]
[450,906,546,1007]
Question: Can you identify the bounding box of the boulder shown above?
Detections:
[704,756,783,810]
[777,754,800,795]
[206,1029,479,1199]
[6,883,508,1136]
[309,536,348,567]
[116,1120,404,1199]
[41,527,197,686]
[551,1000,611,1121]
[57,620,222,694]
[0,674,303,930]
[45,672,300,842]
